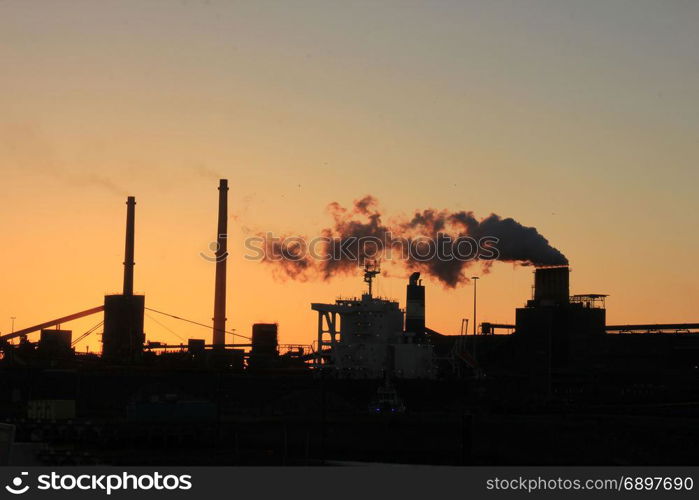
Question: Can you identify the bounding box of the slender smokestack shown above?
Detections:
[123,196,136,296]
[213,179,229,348]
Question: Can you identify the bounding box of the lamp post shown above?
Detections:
[471,277,479,363]
[472,277,479,335]
[10,316,16,333]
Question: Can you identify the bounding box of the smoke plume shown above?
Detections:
[257,195,567,287]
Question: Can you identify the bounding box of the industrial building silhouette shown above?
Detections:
[2,179,699,465]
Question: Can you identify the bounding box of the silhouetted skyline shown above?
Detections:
[2,0,698,352]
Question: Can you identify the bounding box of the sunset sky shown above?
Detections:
[2,0,698,351]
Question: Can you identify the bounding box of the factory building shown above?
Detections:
[514,265,606,373]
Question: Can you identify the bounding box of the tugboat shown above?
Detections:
[369,375,406,414]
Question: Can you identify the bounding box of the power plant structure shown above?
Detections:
[103,196,145,362]
[2,179,699,466]
[1,179,257,369]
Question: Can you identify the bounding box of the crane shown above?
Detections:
[0,306,105,344]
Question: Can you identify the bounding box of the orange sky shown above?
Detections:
[1,1,698,352]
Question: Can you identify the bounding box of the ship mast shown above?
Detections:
[363,260,380,298]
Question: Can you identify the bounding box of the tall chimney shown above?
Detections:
[212,179,229,348]
[123,196,136,296]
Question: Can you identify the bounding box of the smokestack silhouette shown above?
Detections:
[259,195,567,287]
[213,179,229,348]
[123,196,136,296]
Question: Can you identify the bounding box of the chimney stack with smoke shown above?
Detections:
[534,265,570,305]
[258,195,568,288]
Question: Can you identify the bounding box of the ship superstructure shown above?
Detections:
[312,263,435,379]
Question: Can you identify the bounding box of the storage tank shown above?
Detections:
[187,339,206,353]
[38,329,73,358]
[251,323,278,355]
[39,329,72,350]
